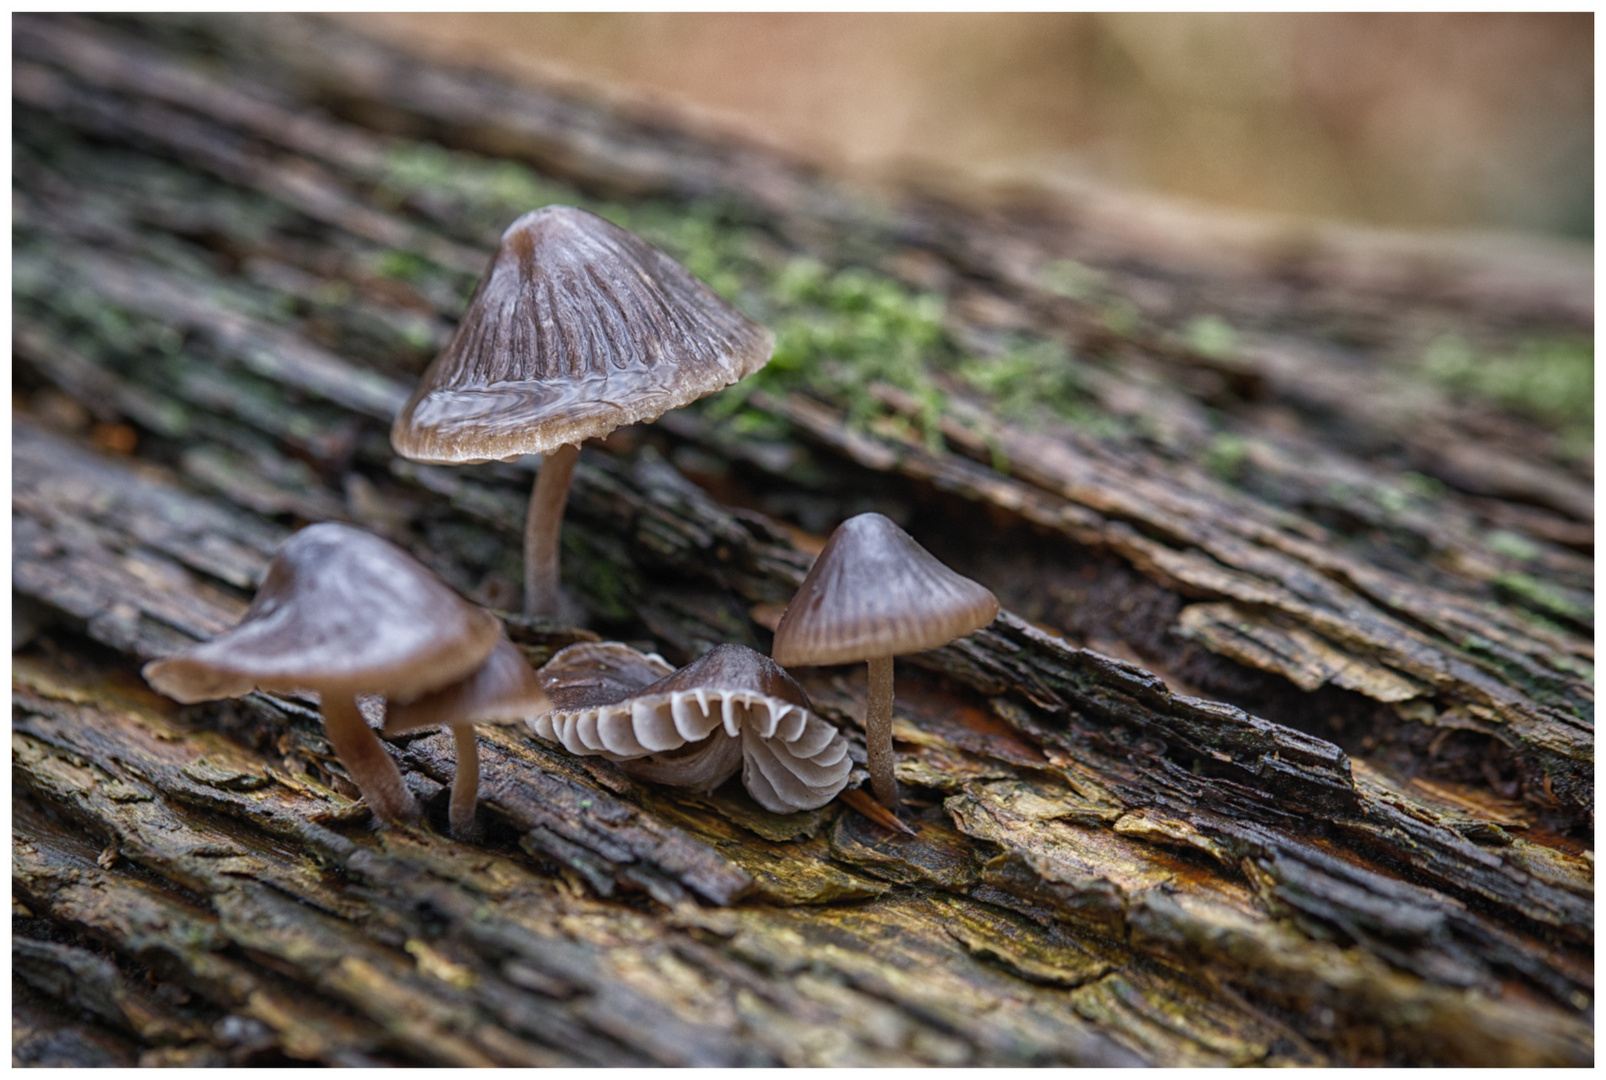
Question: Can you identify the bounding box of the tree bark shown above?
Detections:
[12,13,1591,1067]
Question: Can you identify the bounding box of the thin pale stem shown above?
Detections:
[524,442,580,618]
[450,724,481,841]
[322,693,419,825]
[865,655,898,811]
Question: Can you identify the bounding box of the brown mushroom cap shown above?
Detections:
[644,642,815,712]
[770,513,999,667]
[535,640,676,712]
[143,522,502,703]
[382,635,551,735]
[390,205,774,465]
[531,643,852,811]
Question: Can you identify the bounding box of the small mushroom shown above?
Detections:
[770,512,999,812]
[142,523,502,827]
[531,642,852,812]
[383,636,551,839]
[390,205,773,619]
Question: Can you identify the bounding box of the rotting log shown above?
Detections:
[12,13,1592,1068]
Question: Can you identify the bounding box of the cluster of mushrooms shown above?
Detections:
[144,206,999,839]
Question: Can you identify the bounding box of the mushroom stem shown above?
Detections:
[322,693,420,825]
[449,724,481,841]
[524,442,580,618]
[865,655,898,810]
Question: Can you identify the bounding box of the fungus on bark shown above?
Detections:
[142,522,502,827]
[770,512,999,812]
[532,642,852,812]
[389,205,773,619]
[383,636,551,839]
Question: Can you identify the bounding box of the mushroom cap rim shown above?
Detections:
[141,523,503,706]
[768,512,1000,668]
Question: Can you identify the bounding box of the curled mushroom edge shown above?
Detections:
[530,642,854,814]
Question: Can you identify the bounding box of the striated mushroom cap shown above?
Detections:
[771,512,999,667]
[382,635,551,735]
[531,643,852,812]
[390,205,774,465]
[143,523,502,704]
[536,640,676,711]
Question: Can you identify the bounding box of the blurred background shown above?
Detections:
[340,12,1593,244]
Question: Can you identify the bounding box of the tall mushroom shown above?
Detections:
[770,512,999,812]
[532,642,853,813]
[390,205,774,619]
[142,523,504,827]
[384,636,551,839]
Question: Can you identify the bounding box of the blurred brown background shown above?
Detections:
[341,12,1593,242]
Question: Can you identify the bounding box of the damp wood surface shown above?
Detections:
[11,13,1593,1068]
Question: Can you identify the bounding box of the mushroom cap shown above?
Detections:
[644,642,814,710]
[390,205,774,465]
[536,641,676,711]
[142,523,502,704]
[530,643,852,811]
[770,512,999,667]
[382,634,551,735]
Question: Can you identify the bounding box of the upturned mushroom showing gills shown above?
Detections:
[142,522,503,828]
[383,636,551,839]
[532,642,853,813]
[390,205,774,620]
[770,512,999,812]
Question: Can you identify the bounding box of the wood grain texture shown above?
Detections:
[13,13,1591,1067]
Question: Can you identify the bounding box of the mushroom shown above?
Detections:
[383,636,551,839]
[142,522,503,827]
[390,205,774,619]
[770,512,999,811]
[531,642,853,813]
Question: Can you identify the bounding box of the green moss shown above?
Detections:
[954,340,1115,437]
[974,426,1011,475]
[1492,600,1567,638]
[958,342,1071,421]
[1374,485,1409,517]
[1492,571,1592,625]
[373,250,432,283]
[384,141,491,201]
[1485,529,1541,562]
[380,141,459,191]
[382,138,565,207]
[1399,472,1446,501]
[394,316,437,353]
[614,203,754,300]
[313,280,354,308]
[728,408,790,441]
[1420,334,1593,429]
[1203,433,1249,482]
[380,140,577,240]
[1548,652,1594,682]
[1184,314,1237,361]
[1458,633,1592,713]
[707,255,954,448]
[1040,259,1108,302]
[1102,298,1141,337]
[1556,424,1593,463]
